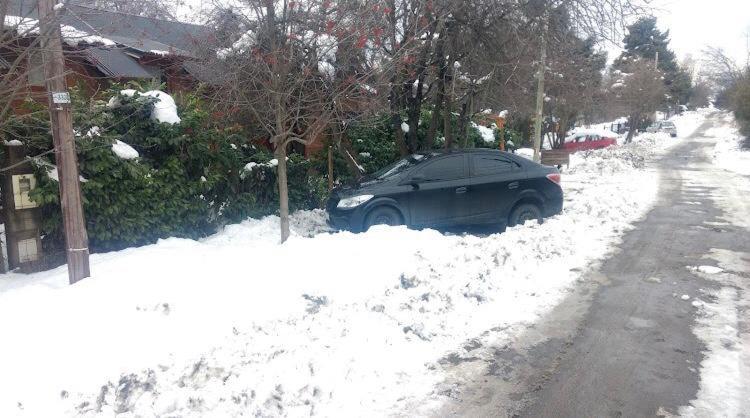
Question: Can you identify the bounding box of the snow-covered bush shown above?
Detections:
[2,86,327,258]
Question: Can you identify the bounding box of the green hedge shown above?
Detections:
[4,85,326,256]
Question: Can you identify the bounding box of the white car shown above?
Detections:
[646,121,677,137]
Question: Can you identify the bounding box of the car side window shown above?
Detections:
[472,155,518,176]
[419,155,467,181]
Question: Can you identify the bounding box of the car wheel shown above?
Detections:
[509,203,542,227]
[365,206,403,230]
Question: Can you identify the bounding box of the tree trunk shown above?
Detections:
[427,86,444,148]
[458,88,474,148]
[557,114,570,149]
[386,0,408,157]
[532,10,549,162]
[275,144,291,243]
[626,114,639,143]
[444,81,454,149]
[334,129,363,179]
[389,80,409,156]
[426,18,447,149]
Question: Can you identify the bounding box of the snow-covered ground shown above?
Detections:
[674,111,750,416]
[0,112,707,417]
[705,112,750,176]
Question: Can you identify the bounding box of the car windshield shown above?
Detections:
[371,154,431,180]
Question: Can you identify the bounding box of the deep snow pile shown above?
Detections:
[0,120,692,416]
[704,112,750,176]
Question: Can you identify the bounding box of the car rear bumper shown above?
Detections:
[543,186,564,217]
[545,197,563,217]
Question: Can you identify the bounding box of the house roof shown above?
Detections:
[5,0,208,56]
[82,47,159,79]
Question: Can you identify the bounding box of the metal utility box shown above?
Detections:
[2,142,44,272]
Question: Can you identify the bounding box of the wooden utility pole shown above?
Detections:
[532,10,549,163]
[37,0,90,284]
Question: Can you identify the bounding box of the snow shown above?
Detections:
[689,265,724,275]
[679,249,749,417]
[59,24,115,47]
[85,126,100,138]
[111,140,139,160]
[149,50,171,56]
[3,15,40,35]
[317,61,336,79]
[108,90,180,125]
[566,126,620,142]
[217,30,257,59]
[705,117,750,176]
[680,294,690,301]
[4,139,24,146]
[0,119,673,416]
[53,3,64,11]
[5,15,116,47]
[401,122,410,133]
[471,122,496,143]
[516,147,535,160]
[44,166,87,183]
[140,90,181,125]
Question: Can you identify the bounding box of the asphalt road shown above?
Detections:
[435,113,750,417]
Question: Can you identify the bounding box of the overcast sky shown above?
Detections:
[178,0,750,66]
[651,0,750,65]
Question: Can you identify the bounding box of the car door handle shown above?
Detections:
[508,181,519,190]
[455,186,468,194]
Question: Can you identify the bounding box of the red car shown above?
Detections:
[562,133,617,152]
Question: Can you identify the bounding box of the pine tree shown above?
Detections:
[614,17,693,108]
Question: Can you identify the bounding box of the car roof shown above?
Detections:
[421,148,514,156]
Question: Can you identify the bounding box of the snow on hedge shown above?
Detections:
[471,122,497,143]
[0,114,710,417]
[111,140,139,160]
[108,90,181,125]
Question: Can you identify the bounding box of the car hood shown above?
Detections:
[332,176,401,199]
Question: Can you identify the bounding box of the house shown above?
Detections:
[1,0,209,108]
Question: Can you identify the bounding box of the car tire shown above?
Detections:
[364,206,403,230]
[509,203,542,227]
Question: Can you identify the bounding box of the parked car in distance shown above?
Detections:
[646,121,678,137]
[562,132,618,152]
[326,149,563,232]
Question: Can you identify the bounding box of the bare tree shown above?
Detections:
[701,46,744,92]
[72,0,186,20]
[0,7,48,141]
[608,58,666,142]
[204,0,393,242]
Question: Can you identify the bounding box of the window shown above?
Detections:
[419,155,466,181]
[472,155,518,176]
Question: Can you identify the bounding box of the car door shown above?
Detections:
[466,153,525,223]
[406,154,470,227]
